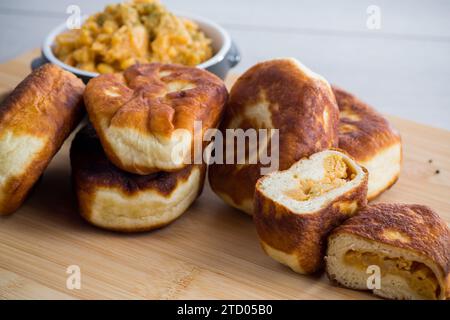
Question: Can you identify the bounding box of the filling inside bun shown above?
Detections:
[343,250,439,299]
[327,233,445,300]
[258,150,364,213]
[284,155,356,201]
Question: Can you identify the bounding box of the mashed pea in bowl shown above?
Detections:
[32,13,240,82]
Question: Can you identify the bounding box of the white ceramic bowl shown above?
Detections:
[32,13,240,81]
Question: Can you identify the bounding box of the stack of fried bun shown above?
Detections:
[0,62,228,233]
[77,63,228,231]
[209,58,449,300]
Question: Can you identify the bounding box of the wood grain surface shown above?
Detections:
[0,50,448,300]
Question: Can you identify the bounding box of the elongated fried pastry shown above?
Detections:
[0,64,84,215]
[84,63,228,174]
[254,149,368,274]
[209,58,340,215]
[333,87,402,200]
[70,125,206,232]
[326,203,450,300]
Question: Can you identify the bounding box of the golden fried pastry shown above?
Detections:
[0,64,84,215]
[84,63,228,174]
[326,203,450,300]
[254,149,368,274]
[209,58,340,215]
[333,87,402,200]
[70,125,206,232]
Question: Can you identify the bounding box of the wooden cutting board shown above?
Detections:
[0,50,449,300]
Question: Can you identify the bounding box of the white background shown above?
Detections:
[0,0,449,129]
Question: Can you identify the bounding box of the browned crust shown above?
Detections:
[0,63,85,215]
[253,152,368,274]
[333,86,401,163]
[209,59,340,212]
[70,125,206,232]
[328,203,450,299]
[84,63,228,174]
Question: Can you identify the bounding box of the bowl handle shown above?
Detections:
[226,41,241,68]
[31,54,50,71]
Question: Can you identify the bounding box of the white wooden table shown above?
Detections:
[0,0,449,129]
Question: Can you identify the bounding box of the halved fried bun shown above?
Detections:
[254,149,368,274]
[333,87,402,200]
[84,63,228,174]
[209,58,340,215]
[70,125,206,232]
[0,64,84,215]
[326,203,450,300]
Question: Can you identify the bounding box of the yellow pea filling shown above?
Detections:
[53,0,213,73]
[344,250,440,299]
[285,155,356,201]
